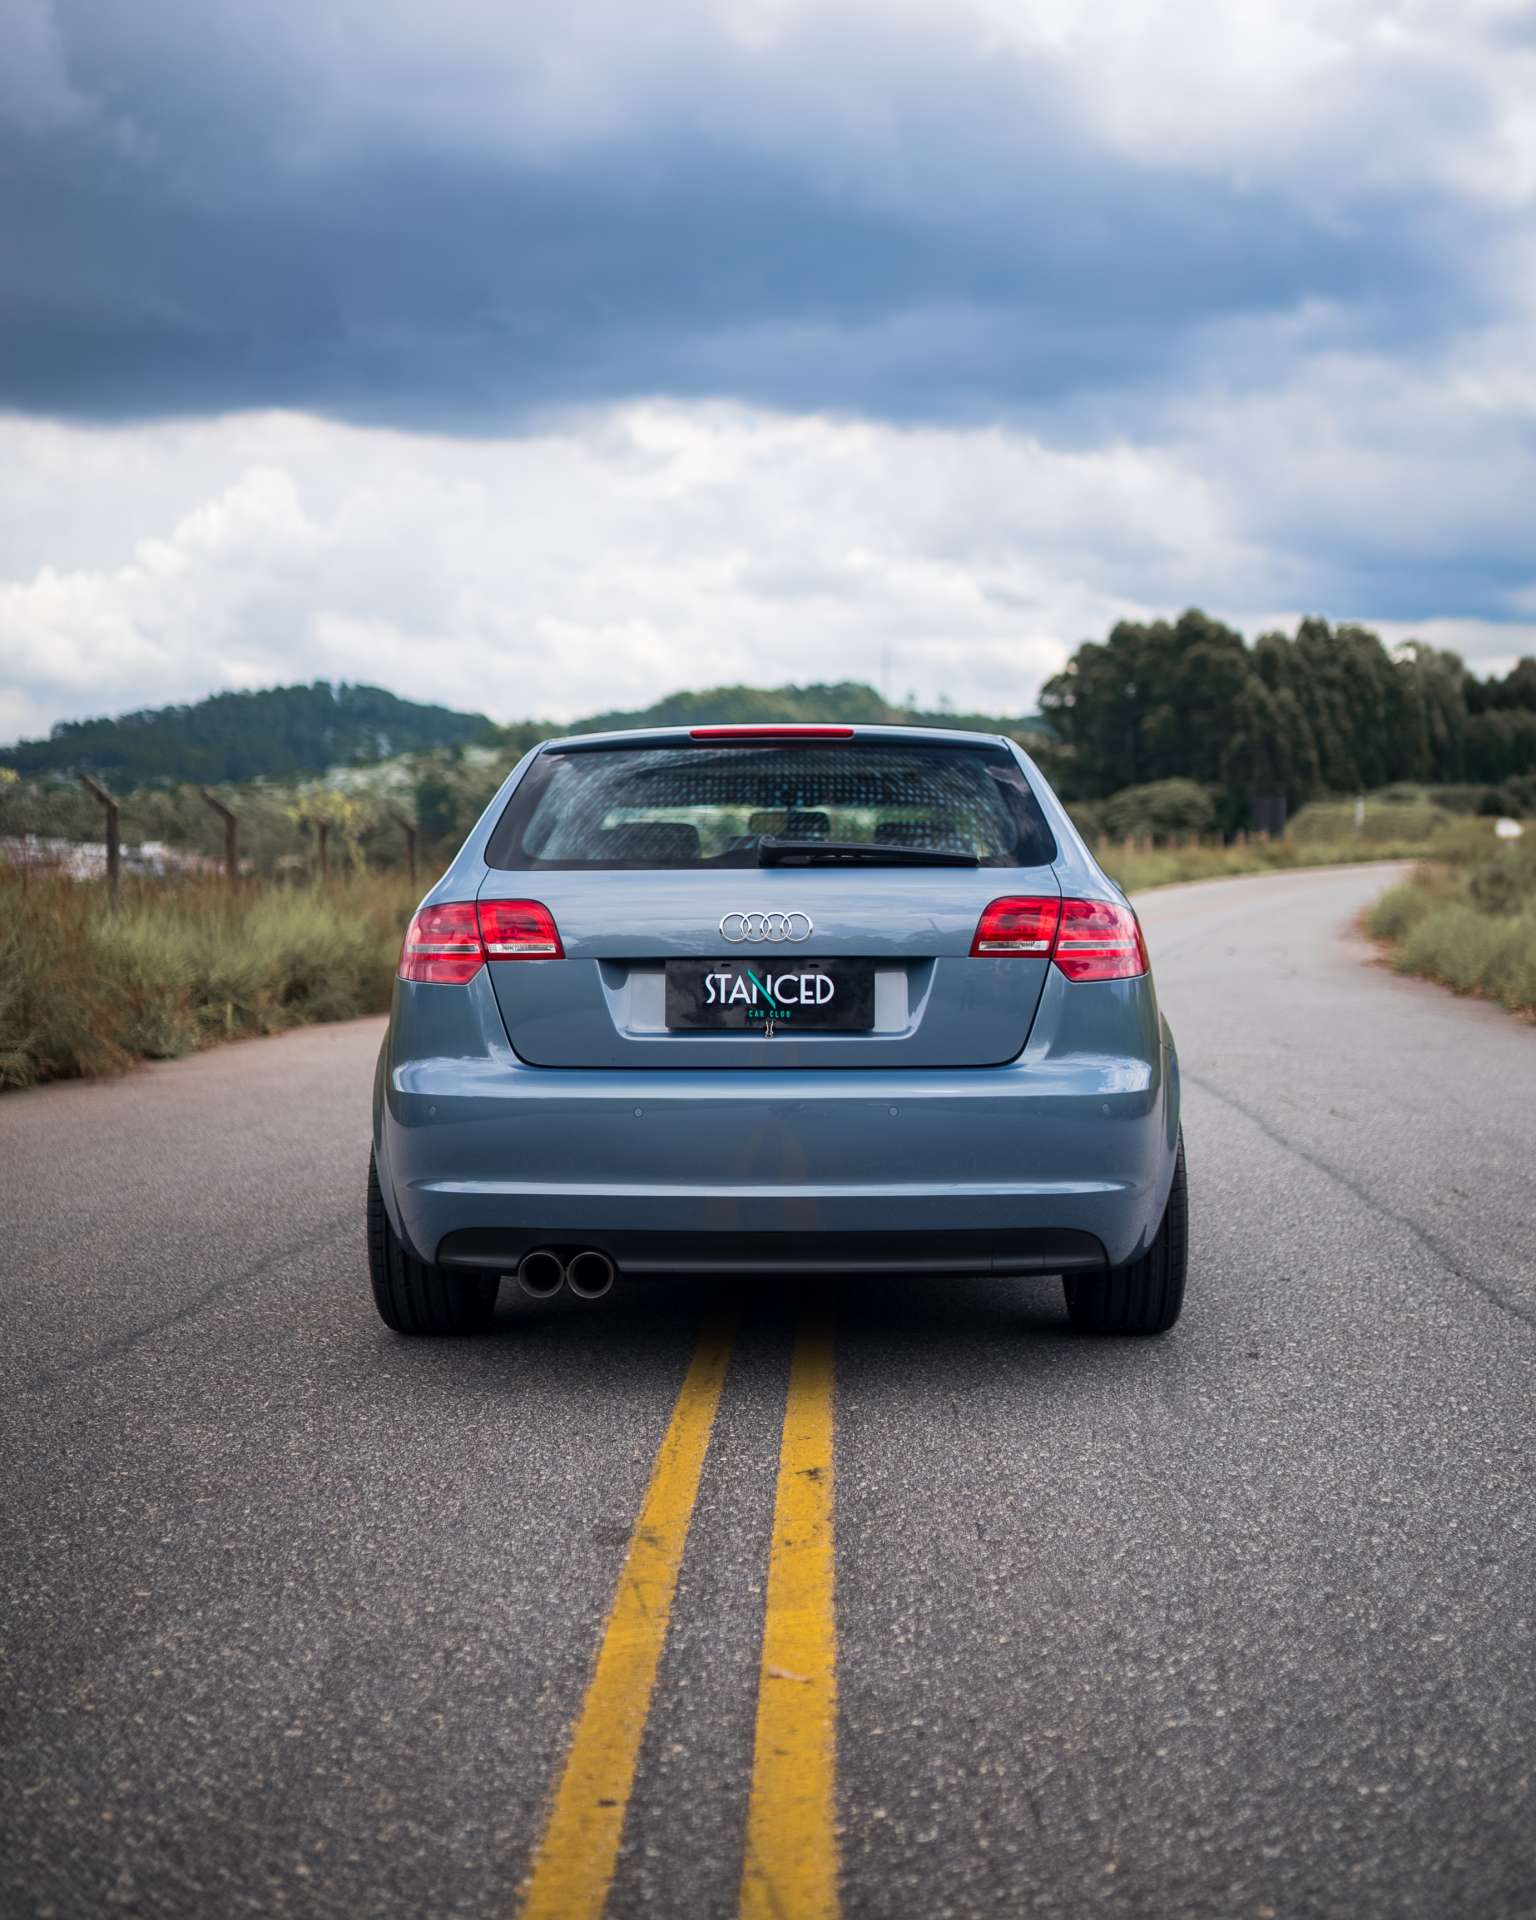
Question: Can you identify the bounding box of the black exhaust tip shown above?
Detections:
[565,1250,617,1300]
[516,1249,566,1300]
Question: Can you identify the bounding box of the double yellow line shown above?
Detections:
[516,1300,840,1920]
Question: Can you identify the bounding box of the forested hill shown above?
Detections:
[2,674,1045,791]
[490,681,1045,750]
[0,682,493,786]
[9,623,1532,810]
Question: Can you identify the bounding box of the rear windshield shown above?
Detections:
[484,740,1056,870]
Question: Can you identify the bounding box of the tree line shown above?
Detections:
[1038,611,1536,824]
[0,681,491,787]
[6,625,1535,868]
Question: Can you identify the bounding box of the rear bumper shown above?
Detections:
[374,968,1180,1274]
[437,1225,1109,1278]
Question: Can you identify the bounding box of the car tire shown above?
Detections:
[1064,1132,1188,1336]
[367,1155,499,1335]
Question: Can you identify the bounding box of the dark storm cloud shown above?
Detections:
[0,0,1501,431]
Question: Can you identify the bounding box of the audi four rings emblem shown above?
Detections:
[720,911,813,944]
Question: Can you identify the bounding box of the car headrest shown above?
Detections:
[598,821,702,861]
[874,817,971,852]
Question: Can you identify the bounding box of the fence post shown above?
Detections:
[316,820,330,880]
[387,808,418,886]
[79,774,120,905]
[197,787,239,885]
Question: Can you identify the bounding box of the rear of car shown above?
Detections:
[368,725,1185,1336]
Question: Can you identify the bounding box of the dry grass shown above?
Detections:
[1365,833,1536,1018]
[1103,836,1437,894]
[0,867,417,1090]
[5,823,1505,1090]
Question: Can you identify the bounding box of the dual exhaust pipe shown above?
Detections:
[515,1247,617,1302]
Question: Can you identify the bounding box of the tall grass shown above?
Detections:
[3,824,1497,1090]
[0,868,417,1090]
[1365,833,1536,1018]
[1103,835,1437,894]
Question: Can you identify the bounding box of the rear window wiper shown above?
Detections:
[757,836,979,867]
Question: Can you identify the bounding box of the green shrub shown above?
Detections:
[1467,839,1536,916]
[1498,775,1536,818]
[1291,798,1452,844]
[1100,778,1217,844]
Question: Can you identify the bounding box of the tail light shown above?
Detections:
[477,899,563,958]
[399,902,483,985]
[399,899,563,983]
[971,894,1148,981]
[1052,898,1149,981]
[971,896,1061,955]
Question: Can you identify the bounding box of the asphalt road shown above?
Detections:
[3,863,1534,1919]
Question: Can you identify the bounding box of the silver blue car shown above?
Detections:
[368,724,1186,1336]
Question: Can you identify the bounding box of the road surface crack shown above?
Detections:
[21,1213,355,1393]
[1183,1068,1536,1336]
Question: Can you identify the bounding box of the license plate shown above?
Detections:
[665,959,874,1032]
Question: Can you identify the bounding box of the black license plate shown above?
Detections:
[665,959,874,1032]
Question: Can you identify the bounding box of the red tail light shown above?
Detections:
[477,898,563,958]
[688,725,854,741]
[1052,897,1149,981]
[399,902,483,985]
[399,899,563,982]
[971,894,1148,980]
[971,896,1061,955]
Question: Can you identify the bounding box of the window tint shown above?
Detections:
[485,741,1056,869]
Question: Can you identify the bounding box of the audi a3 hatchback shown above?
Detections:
[368,725,1186,1335]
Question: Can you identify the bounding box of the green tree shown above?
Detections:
[1040,610,1254,800]
[1041,612,1536,823]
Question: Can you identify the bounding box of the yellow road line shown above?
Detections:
[517,1312,737,1920]
[740,1297,841,1920]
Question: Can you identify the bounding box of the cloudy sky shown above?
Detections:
[3,0,1535,741]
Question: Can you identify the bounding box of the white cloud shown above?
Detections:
[316,1,1528,207]
[1369,617,1534,679]
[972,0,1536,207]
[1170,343,1536,575]
[0,404,1241,736]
